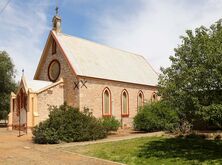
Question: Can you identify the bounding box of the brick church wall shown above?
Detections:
[79,76,158,127]
[36,38,79,108]
[37,83,64,123]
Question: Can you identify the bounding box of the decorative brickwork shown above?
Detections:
[79,76,158,127]
[35,37,79,108]
[37,83,64,123]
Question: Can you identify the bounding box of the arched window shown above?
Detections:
[137,91,144,110]
[12,99,15,112]
[151,92,158,102]
[20,90,24,108]
[102,88,111,116]
[121,89,129,117]
[16,94,20,116]
[52,39,57,55]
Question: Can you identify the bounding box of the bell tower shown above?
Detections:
[52,6,61,33]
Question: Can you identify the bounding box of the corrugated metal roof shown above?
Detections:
[54,31,158,86]
[26,80,52,92]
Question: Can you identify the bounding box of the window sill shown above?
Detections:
[102,114,112,117]
[121,114,129,117]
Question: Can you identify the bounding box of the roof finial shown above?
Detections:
[52,1,62,33]
[55,0,59,15]
[55,6,58,16]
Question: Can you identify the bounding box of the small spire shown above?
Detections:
[52,4,62,33]
[55,6,58,16]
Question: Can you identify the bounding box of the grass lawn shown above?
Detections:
[64,136,222,165]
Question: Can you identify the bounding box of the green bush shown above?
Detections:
[199,104,222,129]
[32,120,59,144]
[133,101,179,132]
[100,116,120,133]
[32,104,107,144]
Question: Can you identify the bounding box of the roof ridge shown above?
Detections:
[36,78,64,94]
[29,79,52,83]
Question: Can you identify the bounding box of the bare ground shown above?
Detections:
[0,128,120,165]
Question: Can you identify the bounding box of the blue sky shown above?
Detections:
[1,0,222,81]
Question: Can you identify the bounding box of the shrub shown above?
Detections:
[100,116,120,133]
[133,101,179,132]
[199,104,222,129]
[33,104,107,144]
[32,120,59,144]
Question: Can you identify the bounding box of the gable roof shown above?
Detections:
[35,31,158,86]
[26,80,52,92]
[19,75,63,94]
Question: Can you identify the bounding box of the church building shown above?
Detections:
[8,12,159,132]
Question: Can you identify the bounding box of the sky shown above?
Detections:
[1,0,222,81]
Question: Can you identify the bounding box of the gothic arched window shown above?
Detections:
[52,39,57,55]
[137,91,144,110]
[102,87,111,116]
[121,89,129,117]
[151,92,158,102]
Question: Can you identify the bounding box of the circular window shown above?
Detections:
[48,60,60,81]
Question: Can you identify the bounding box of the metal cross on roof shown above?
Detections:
[55,6,59,15]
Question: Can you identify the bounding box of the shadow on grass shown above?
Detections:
[138,136,222,162]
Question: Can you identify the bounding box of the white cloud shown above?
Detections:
[93,0,222,73]
[0,1,50,81]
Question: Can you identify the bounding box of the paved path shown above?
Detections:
[55,131,164,148]
[0,128,120,165]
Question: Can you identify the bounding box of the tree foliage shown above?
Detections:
[159,19,222,128]
[0,51,16,120]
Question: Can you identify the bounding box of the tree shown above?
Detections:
[0,51,16,121]
[159,19,222,129]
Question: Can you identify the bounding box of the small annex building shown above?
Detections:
[8,76,64,131]
[8,13,159,132]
